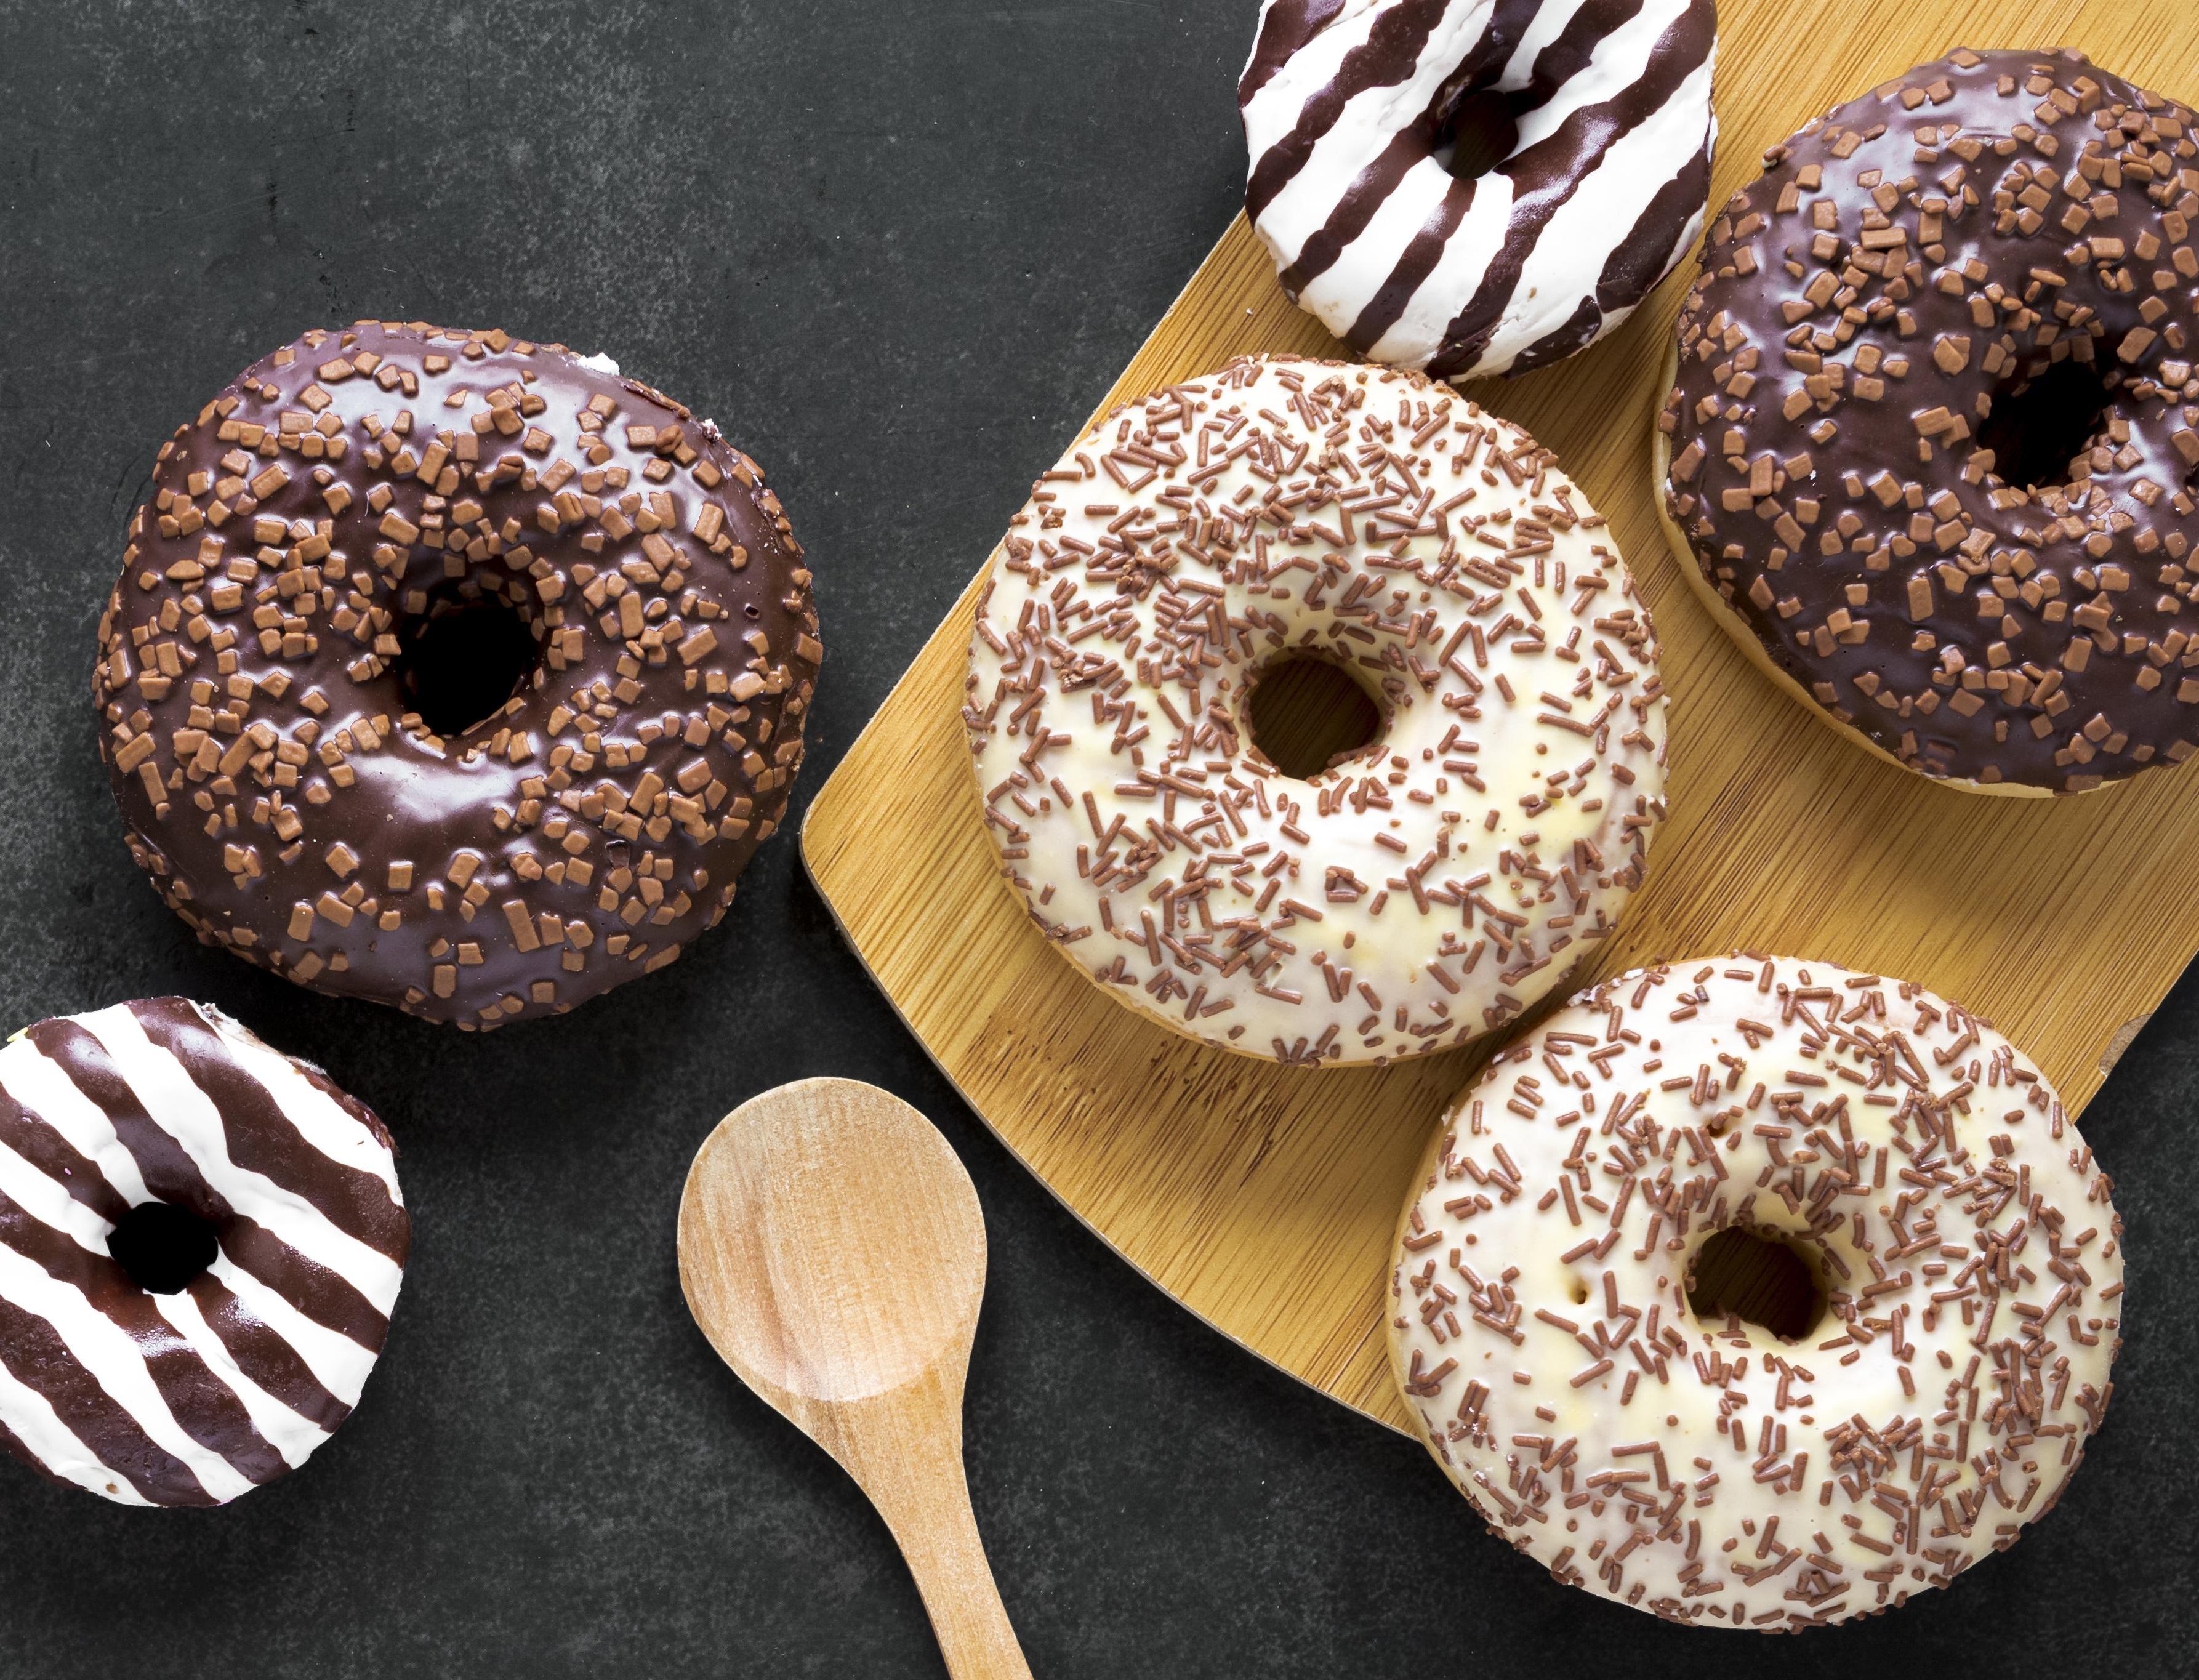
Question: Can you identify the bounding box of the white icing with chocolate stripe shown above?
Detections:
[1389,957,2123,1628]
[1240,0,1718,379]
[964,356,1666,1065]
[0,999,408,1506]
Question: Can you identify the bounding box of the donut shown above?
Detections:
[963,355,1668,1066]
[0,999,408,1506]
[1239,0,1718,379]
[1388,955,2123,1628]
[1657,49,2199,793]
[95,322,822,1028]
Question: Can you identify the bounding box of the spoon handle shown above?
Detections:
[882,1455,1034,1680]
[835,1385,1033,1680]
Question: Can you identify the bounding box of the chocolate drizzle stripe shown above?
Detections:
[127,1000,408,1264]
[26,1021,223,1217]
[1275,0,1530,301]
[0,1151,177,1505]
[1239,0,1350,106]
[0,1402,82,1496]
[1427,0,1715,377]
[0,1086,131,1225]
[1517,0,1647,117]
[1343,0,1601,350]
[1435,0,1541,111]
[1593,138,1711,312]
[0,1005,402,1505]
[0,1045,156,1207]
[0,1344,156,1502]
[151,1284,337,1462]
[0,1186,287,1486]
[0,1309,161,1505]
[1505,296,1608,376]
[0,1266,231,1506]
[187,1272,350,1432]
[217,1216,388,1353]
[204,1253,376,1407]
[0,1117,149,1256]
[1246,0,1452,220]
[1506,139,1711,377]
[1346,173,1484,352]
[64,1008,403,1309]
[1280,130,1429,296]
[1244,0,1714,380]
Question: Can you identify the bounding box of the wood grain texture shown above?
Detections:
[678,1080,1031,1679]
[803,0,2199,1434]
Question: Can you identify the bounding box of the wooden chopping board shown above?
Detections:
[803,0,2199,1434]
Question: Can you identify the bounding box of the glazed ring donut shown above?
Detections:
[95,321,822,1028]
[1239,0,1718,379]
[1389,955,2123,1628]
[1658,48,2199,793]
[963,355,1668,1067]
[0,999,408,1506]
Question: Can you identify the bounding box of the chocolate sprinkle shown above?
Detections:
[1661,49,2199,790]
[1391,954,2123,1628]
[94,323,821,1027]
[966,355,1668,1066]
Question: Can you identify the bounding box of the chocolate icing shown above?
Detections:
[1660,49,2199,790]
[95,323,821,1026]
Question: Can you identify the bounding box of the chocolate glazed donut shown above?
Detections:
[95,324,821,1027]
[1658,49,2199,792]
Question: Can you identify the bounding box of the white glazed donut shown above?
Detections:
[963,355,1668,1066]
[0,999,408,1506]
[1388,956,2124,1628]
[1239,0,1718,379]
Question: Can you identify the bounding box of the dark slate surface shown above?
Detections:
[0,1,2190,1673]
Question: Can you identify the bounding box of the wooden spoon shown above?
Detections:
[678,1077,1033,1680]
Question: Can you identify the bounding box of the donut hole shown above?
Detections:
[396,593,540,737]
[108,1201,220,1295]
[1243,655,1384,779]
[1686,1226,1825,1343]
[1976,356,2117,491]
[1429,87,1519,182]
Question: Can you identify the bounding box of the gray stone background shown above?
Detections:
[0,1,2190,1674]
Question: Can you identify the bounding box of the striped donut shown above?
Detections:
[1240,0,1719,379]
[0,1000,408,1506]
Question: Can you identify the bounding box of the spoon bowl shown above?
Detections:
[680,1076,986,1403]
[678,1077,1031,1680]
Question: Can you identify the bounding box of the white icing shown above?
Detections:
[1243,0,1716,378]
[207,1253,377,1409]
[0,1045,156,1207]
[186,1012,401,1199]
[0,1237,255,1503]
[0,1349,148,1505]
[78,1005,404,1314]
[1390,957,2124,1627]
[966,356,1667,1065]
[153,1287,325,1468]
[0,1002,404,1504]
